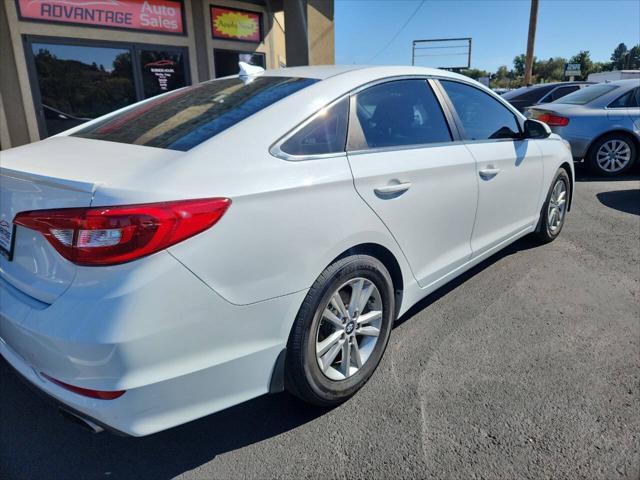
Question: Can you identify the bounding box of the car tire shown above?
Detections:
[586,133,637,176]
[533,168,571,244]
[285,255,395,406]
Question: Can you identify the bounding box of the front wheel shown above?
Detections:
[533,168,571,244]
[285,255,395,406]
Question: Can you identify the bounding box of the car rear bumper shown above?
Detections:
[550,128,591,159]
[0,251,306,436]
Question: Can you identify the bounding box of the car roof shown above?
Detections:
[261,64,467,81]
[600,78,640,86]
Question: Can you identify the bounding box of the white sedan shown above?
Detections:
[0,65,573,436]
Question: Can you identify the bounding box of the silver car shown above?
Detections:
[527,79,640,176]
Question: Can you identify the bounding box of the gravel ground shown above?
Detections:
[1,168,639,480]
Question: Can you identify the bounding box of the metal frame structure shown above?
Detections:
[411,37,472,70]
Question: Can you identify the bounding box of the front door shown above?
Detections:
[347,79,479,288]
[438,80,544,256]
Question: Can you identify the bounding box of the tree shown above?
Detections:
[459,68,490,81]
[534,57,567,82]
[513,54,528,77]
[610,43,628,70]
[569,51,593,80]
[627,45,640,69]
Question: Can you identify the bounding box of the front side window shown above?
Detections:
[352,80,452,149]
[440,80,520,140]
[608,87,640,108]
[73,76,317,151]
[280,98,348,156]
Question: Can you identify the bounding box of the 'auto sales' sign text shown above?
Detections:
[17,0,184,34]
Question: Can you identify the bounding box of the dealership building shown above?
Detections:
[0,0,334,150]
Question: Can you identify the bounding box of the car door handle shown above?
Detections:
[479,168,501,179]
[374,182,412,196]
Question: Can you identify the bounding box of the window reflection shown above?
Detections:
[73,76,318,151]
[31,43,135,137]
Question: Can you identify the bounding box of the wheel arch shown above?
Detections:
[585,129,640,162]
[558,161,574,211]
[332,243,405,318]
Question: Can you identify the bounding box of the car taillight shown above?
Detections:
[14,198,230,266]
[536,113,569,127]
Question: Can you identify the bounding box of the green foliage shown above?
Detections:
[33,48,136,119]
[611,43,628,70]
[459,68,490,80]
[568,51,593,80]
[627,45,640,69]
[486,42,639,88]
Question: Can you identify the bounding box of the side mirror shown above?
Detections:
[523,119,551,139]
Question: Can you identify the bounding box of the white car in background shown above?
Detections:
[0,65,573,436]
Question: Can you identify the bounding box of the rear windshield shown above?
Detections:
[72,76,318,151]
[551,84,617,105]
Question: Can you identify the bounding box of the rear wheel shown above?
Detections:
[587,133,637,176]
[285,255,394,406]
[533,168,570,243]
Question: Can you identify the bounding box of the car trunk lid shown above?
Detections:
[0,137,181,304]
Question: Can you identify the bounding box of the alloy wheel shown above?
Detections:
[315,277,383,381]
[596,139,631,173]
[547,178,567,234]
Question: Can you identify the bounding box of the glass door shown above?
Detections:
[213,49,265,78]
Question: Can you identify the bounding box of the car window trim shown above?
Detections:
[434,78,526,143]
[271,74,463,161]
[345,77,461,154]
[269,94,350,161]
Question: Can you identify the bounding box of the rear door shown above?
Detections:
[438,79,544,257]
[346,79,478,288]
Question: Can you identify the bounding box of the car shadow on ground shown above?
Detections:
[574,163,640,183]
[394,234,541,328]
[596,189,640,216]
[0,360,329,479]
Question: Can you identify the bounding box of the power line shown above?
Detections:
[365,0,426,63]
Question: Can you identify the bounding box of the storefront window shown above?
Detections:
[31,43,136,136]
[27,38,190,138]
[140,50,187,98]
[214,49,265,78]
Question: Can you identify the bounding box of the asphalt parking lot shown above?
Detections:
[1,167,639,480]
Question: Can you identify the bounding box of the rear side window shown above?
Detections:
[545,85,580,102]
[280,98,349,156]
[608,87,640,108]
[503,85,554,103]
[552,84,617,105]
[72,76,318,151]
[352,80,452,149]
[440,80,520,140]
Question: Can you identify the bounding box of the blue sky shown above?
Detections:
[335,0,640,71]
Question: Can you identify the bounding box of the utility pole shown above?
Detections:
[523,0,539,86]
